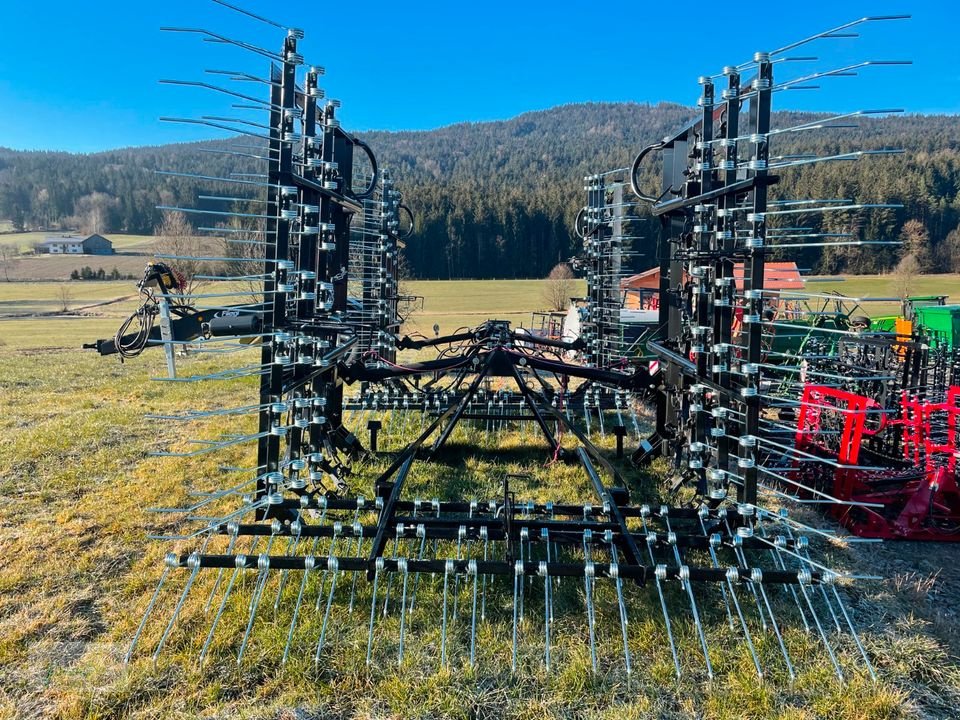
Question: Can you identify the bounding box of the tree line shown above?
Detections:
[1,102,958,279]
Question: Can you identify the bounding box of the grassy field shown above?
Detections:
[0,279,959,718]
[0,233,156,282]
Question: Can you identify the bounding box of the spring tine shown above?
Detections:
[755,520,811,632]
[469,560,479,668]
[830,583,877,680]
[609,545,632,677]
[538,562,551,671]
[348,524,364,614]
[315,557,339,663]
[585,561,598,674]
[518,529,527,622]
[797,573,844,682]
[783,524,842,633]
[126,562,172,663]
[441,559,452,668]
[543,528,555,623]
[629,402,642,441]
[480,526,490,621]
[724,567,763,678]
[679,565,714,680]
[511,560,522,672]
[282,556,315,665]
[237,555,270,663]
[199,561,243,665]
[641,525,681,678]
[722,516,768,631]
[366,558,384,666]
[697,513,736,630]
[204,533,237,612]
[316,528,340,611]
[153,557,201,662]
[382,533,399,616]
[273,534,299,612]
[453,525,466,621]
[406,519,425,615]
[397,558,411,666]
[753,569,796,682]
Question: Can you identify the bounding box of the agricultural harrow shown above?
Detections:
[84,2,949,680]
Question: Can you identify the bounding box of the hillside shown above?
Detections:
[1,102,959,279]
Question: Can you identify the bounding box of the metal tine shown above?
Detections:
[695,514,737,632]
[511,560,522,673]
[637,511,684,678]
[160,28,284,63]
[200,542,257,665]
[828,579,878,681]
[154,169,272,189]
[316,522,342,610]
[469,560,480,668]
[397,558,411,666]
[581,532,598,673]
[366,558,384,666]
[148,476,256,513]
[753,517,812,633]
[537,561,551,671]
[205,530,238,612]
[770,60,911,94]
[380,527,401,616]
[237,554,271,663]
[480,526,490,621]
[151,553,203,662]
[282,556,316,665]
[315,557,339,663]
[406,522,428,615]
[210,0,290,31]
[662,509,713,679]
[347,523,365,614]
[273,522,303,612]
[440,560,453,668]
[607,538,631,677]
[719,511,769,631]
[161,116,295,144]
[796,569,845,682]
[766,15,909,58]
[782,523,843,634]
[126,556,176,662]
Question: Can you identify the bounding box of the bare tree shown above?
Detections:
[899,219,932,273]
[892,253,920,300]
[541,262,575,311]
[72,192,117,235]
[0,243,19,282]
[217,213,266,305]
[938,224,960,273]
[57,285,73,313]
[154,210,207,296]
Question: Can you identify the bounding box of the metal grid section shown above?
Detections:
[83,3,923,679]
[347,170,412,366]
[572,173,636,370]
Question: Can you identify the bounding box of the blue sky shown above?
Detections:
[0,0,955,153]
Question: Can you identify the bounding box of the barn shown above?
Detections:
[36,234,115,255]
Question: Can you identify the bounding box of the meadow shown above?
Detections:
[0,276,960,719]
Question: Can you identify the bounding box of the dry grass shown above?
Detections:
[0,280,958,718]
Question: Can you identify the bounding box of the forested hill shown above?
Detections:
[1,102,959,279]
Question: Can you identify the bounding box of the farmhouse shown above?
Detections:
[36,233,114,255]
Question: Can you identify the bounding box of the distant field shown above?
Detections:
[3,274,960,352]
[0,232,156,281]
[0,232,155,254]
[806,274,960,316]
[403,278,585,340]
